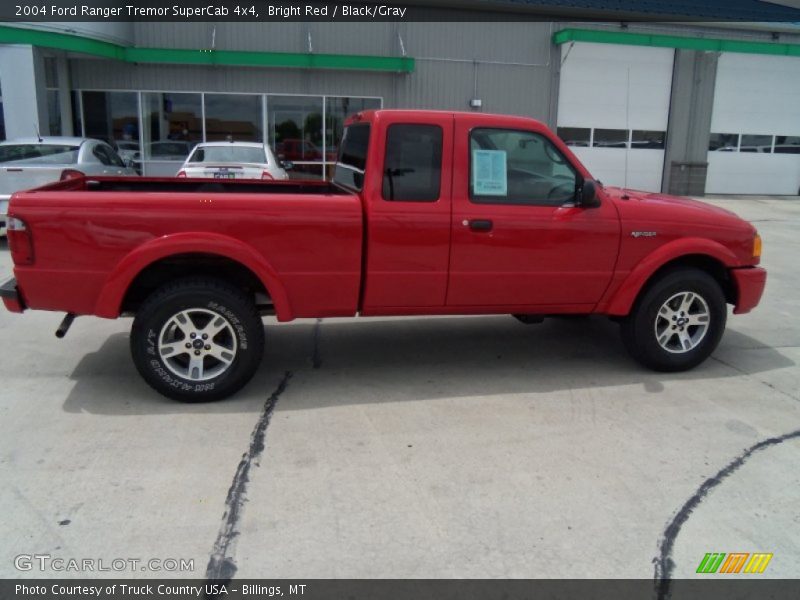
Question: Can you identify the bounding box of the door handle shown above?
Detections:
[467,219,493,232]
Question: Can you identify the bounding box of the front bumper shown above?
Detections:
[731,267,767,315]
[0,278,25,313]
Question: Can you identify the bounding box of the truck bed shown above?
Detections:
[9,176,364,320]
[35,176,350,196]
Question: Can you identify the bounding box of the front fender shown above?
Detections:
[93,232,293,321]
[601,237,739,316]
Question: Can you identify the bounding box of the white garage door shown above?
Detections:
[557,42,674,192]
[706,53,800,195]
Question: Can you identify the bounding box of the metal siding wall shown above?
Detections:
[74,21,557,121]
[402,22,553,64]
[135,23,398,56]
[69,60,397,98]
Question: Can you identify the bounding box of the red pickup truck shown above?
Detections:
[1,110,766,401]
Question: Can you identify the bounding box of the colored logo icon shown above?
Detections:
[696,552,773,574]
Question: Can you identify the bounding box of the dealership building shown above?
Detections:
[0,0,799,194]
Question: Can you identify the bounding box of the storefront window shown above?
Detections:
[141,92,202,176]
[267,96,324,180]
[71,91,82,138]
[67,90,383,180]
[47,90,61,136]
[82,91,139,147]
[205,94,262,142]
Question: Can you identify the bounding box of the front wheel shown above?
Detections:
[620,268,727,372]
[131,278,265,402]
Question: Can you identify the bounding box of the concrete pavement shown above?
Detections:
[0,196,798,584]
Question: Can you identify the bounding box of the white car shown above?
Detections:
[0,137,136,236]
[177,142,290,180]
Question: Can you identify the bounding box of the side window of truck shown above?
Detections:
[382,124,443,202]
[469,128,577,206]
[334,124,370,191]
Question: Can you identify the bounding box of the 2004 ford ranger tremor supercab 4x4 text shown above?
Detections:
[0,110,767,401]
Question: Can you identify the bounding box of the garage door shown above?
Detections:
[557,41,674,192]
[706,53,800,195]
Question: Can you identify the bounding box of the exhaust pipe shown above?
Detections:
[55,313,76,338]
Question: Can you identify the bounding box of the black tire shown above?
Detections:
[131,277,265,402]
[620,268,727,372]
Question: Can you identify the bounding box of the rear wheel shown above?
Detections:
[620,268,727,372]
[131,278,265,402]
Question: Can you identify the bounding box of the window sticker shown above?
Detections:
[472,150,507,196]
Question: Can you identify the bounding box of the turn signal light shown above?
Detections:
[753,233,762,259]
[60,169,85,181]
[7,217,34,265]
[261,171,274,180]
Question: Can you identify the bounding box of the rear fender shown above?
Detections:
[601,237,739,316]
[94,232,293,321]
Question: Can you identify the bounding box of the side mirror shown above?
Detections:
[281,161,294,171]
[579,179,600,208]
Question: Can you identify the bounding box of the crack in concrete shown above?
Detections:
[205,371,293,585]
[653,429,800,600]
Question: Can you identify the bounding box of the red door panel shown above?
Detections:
[447,116,620,309]
[361,113,454,309]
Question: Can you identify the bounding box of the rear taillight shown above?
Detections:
[177,170,187,178]
[60,169,85,181]
[7,217,34,265]
[261,171,274,180]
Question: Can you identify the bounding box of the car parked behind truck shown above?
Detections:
[0,137,136,235]
[0,110,766,401]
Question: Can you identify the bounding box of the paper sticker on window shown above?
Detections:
[472,150,507,196]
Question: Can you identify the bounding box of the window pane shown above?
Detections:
[0,101,5,141]
[631,130,665,149]
[286,163,324,181]
[82,91,138,147]
[774,136,800,154]
[557,127,590,147]
[333,123,370,191]
[47,90,62,136]
[205,94,262,142]
[382,124,442,202]
[189,146,266,164]
[141,92,202,176]
[709,133,738,152]
[0,144,79,164]
[470,128,577,206]
[71,91,81,138]
[593,129,628,149]
[740,134,773,153]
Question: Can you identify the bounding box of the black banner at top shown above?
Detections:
[2,0,800,22]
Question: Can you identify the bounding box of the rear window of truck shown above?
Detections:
[333,124,370,191]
